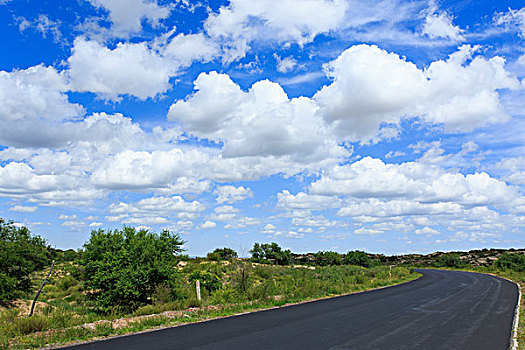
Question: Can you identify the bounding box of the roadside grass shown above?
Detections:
[0,263,418,349]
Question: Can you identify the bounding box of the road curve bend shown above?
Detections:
[65,269,519,350]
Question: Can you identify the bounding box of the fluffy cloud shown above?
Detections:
[154,177,212,196]
[200,220,217,229]
[261,156,525,239]
[224,216,261,229]
[274,54,297,73]
[0,65,83,123]
[495,156,525,185]
[91,148,201,190]
[168,71,346,162]
[277,190,341,211]
[88,0,171,38]
[67,38,176,100]
[161,32,219,66]
[0,162,70,195]
[204,0,348,61]
[311,157,518,208]
[108,195,205,225]
[9,205,37,213]
[1,113,147,170]
[210,205,239,222]
[0,160,104,207]
[59,214,77,220]
[214,185,253,204]
[262,223,277,234]
[168,44,519,152]
[421,3,464,41]
[337,199,462,218]
[66,32,222,100]
[315,45,520,142]
[415,226,440,235]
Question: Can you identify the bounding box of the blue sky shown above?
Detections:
[0,0,524,256]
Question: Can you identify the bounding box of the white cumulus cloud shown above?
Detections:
[88,0,171,38]
[67,37,176,100]
[421,2,465,41]
[215,185,253,204]
[315,44,520,142]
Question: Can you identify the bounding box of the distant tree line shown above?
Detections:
[248,242,374,267]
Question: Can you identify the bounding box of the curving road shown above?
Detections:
[65,269,519,350]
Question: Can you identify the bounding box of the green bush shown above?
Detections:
[343,251,372,267]
[0,218,51,302]
[250,242,293,265]
[207,247,238,261]
[314,251,342,266]
[152,284,177,304]
[56,275,79,292]
[434,253,466,268]
[188,271,221,292]
[82,227,184,313]
[496,252,525,271]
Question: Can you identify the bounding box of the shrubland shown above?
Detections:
[1,217,524,349]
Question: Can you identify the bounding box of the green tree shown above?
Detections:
[82,227,184,312]
[0,218,50,302]
[343,251,372,267]
[207,247,238,261]
[250,242,293,265]
[314,251,342,266]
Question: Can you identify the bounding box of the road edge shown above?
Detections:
[431,268,522,350]
[511,281,521,350]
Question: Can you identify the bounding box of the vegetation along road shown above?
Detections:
[66,269,519,350]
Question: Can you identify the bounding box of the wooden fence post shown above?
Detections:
[196,280,201,301]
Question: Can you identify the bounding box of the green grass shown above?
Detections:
[0,262,418,349]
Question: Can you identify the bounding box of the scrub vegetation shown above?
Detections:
[0,219,416,349]
[1,218,523,349]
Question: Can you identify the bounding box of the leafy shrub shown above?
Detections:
[207,247,238,261]
[496,252,525,271]
[434,253,466,268]
[152,284,177,304]
[82,227,184,312]
[210,287,239,304]
[0,218,50,302]
[250,243,293,265]
[343,251,372,267]
[314,251,342,266]
[56,275,78,292]
[188,271,221,292]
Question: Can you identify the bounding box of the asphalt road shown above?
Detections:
[65,269,519,350]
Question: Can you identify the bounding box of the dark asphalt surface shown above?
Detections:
[65,269,519,350]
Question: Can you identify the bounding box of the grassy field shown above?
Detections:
[0,261,418,349]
